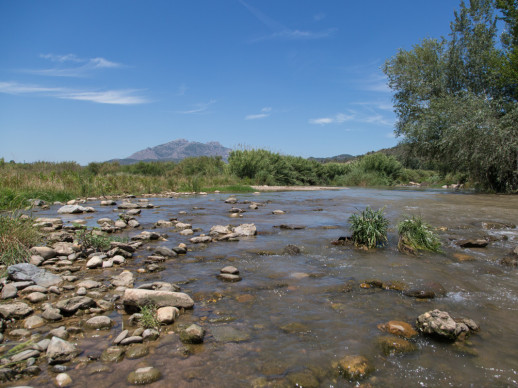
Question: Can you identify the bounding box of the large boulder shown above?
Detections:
[7,263,62,288]
[57,205,91,214]
[29,247,57,260]
[122,289,194,312]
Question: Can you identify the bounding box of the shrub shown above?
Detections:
[397,216,441,254]
[139,305,161,330]
[75,228,127,252]
[0,214,41,267]
[348,207,389,248]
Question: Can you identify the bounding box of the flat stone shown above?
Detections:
[120,336,143,346]
[272,210,286,215]
[86,256,103,269]
[457,239,488,248]
[113,330,129,345]
[112,270,135,288]
[122,289,194,311]
[125,344,149,359]
[217,273,242,282]
[85,316,114,330]
[24,315,45,329]
[221,266,239,274]
[100,346,125,362]
[190,235,212,244]
[1,284,18,299]
[49,326,69,340]
[57,205,89,214]
[77,280,102,289]
[154,246,177,258]
[211,326,250,342]
[42,307,63,321]
[377,335,417,355]
[0,302,33,319]
[377,321,418,339]
[142,329,159,341]
[11,349,41,363]
[56,296,95,315]
[9,328,32,338]
[26,292,47,303]
[7,263,62,287]
[29,247,57,260]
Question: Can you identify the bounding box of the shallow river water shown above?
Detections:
[18,188,518,387]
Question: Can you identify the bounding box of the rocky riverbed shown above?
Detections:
[0,188,517,387]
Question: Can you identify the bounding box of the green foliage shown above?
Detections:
[348,207,389,248]
[75,228,126,252]
[397,216,441,254]
[0,213,41,267]
[383,0,518,192]
[139,305,161,330]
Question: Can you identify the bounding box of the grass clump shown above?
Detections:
[348,207,389,248]
[397,216,441,254]
[139,305,161,330]
[0,213,41,267]
[75,227,127,252]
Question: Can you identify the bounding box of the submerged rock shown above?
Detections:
[457,239,488,248]
[127,366,161,385]
[333,355,373,381]
[180,324,205,344]
[46,337,80,364]
[377,335,417,355]
[8,263,62,287]
[377,320,418,339]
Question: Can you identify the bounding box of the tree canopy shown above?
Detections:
[383,0,518,192]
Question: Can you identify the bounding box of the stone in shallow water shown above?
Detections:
[416,309,476,341]
[0,302,33,319]
[85,316,114,330]
[127,366,161,385]
[125,344,149,359]
[211,326,250,342]
[333,355,373,381]
[377,320,418,339]
[55,372,73,387]
[377,335,417,356]
[24,315,45,329]
[100,346,125,363]
[179,324,205,344]
[46,336,80,365]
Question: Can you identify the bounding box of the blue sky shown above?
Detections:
[0,1,459,164]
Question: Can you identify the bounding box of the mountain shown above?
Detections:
[308,153,356,163]
[118,139,232,163]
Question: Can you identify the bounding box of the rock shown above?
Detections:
[142,329,160,341]
[333,355,373,381]
[377,321,418,339]
[42,306,63,321]
[8,263,62,287]
[278,224,306,230]
[0,302,33,319]
[77,280,102,289]
[179,229,193,236]
[114,220,127,228]
[30,255,45,266]
[85,316,114,330]
[125,344,149,359]
[179,324,205,344]
[403,289,436,299]
[457,239,488,248]
[234,223,257,237]
[221,266,239,274]
[175,222,191,229]
[100,200,116,206]
[283,244,301,255]
[49,326,69,340]
[24,315,45,329]
[55,372,73,387]
[25,291,47,303]
[272,210,286,215]
[122,289,194,311]
[154,247,177,258]
[10,349,41,363]
[112,271,135,288]
[377,335,417,355]
[127,366,161,385]
[114,330,129,345]
[209,225,233,236]
[57,205,90,214]
[1,284,18,299]
[97,218,114,225]
[120,336,143,346]
[86,256,103,269]
[416,309,475,341]
[101,346,125,362]
[189,235,212,244]
[217,273,242,282]
[29,247,58,260]
[286,369,320,388]
[46,337,81,364]
[481,221,516,230]
[156,306,179,324]
[53,242,76,256]
[56,296,95,315]
[20,285,48,294]
[131,231,160,241]
[224,197,238,204]
[9,328,32,338]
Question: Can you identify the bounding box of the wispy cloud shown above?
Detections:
[23,54,122,77]
[309,113,354,125]
[177,99,216,114]
[240,0,336,41]
[176,84,188,96]
[245,106,272,120]
[0,81,148,105]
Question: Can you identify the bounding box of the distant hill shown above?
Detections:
[308,153,356,163]
[110,139,232,164]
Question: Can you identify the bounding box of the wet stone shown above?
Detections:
[127,366,161,385]
[55,372,73,387]
[85,316,114,330]
[120,336,144,346]
[24,315,45,329]
[125,344,149,359]
[333,355,373,381]
[377,321,418,339]
[211,326,250,342]
[101,346,125,363]
[180,324,205,344]
[377,335,417,356]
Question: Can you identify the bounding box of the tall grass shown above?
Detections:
[397,216,441,254]
[348,207,389,248]
[0,213,41,267]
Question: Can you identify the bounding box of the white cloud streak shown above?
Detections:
[24,54,122,77]
[309,113,354,125]
[0,81,148,105]
[177,99,216,114]
[239,0,336,42]
[309,111,393,127]
[245,106,272,120]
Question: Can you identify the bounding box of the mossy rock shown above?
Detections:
[377,335,417,356]
[333,355,373,380]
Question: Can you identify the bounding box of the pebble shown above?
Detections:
[55,372,73,387]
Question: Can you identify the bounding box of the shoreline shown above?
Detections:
[251,185,348,192]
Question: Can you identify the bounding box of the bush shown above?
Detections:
[139,305,161,330]
[0,214,41,267]
[75,228,127,252]
[348,207,389,248]
[397,216,441,254]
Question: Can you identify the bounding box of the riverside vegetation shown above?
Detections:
[0,150,459,211]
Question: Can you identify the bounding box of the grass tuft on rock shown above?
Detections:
[349,207,389,249]
[75,227,127,252]
[397,215,441,254]
[139,305,160,330]
[0,213,41,267]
